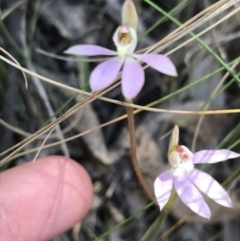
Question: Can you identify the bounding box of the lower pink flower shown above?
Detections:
[154,125,240,219]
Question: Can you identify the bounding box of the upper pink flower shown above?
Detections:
[64,0,177,100]
[154,125,240,219]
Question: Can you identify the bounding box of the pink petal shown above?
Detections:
[135,54,177,77]
[121,57,144,99]
[90,58,124,91]
[154,171,173,210]
[64,45,117,56]
[193,150,240,164]
[173,171,211,219]
[188,169,232,208]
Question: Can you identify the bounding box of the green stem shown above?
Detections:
[138,0,191,40]
[140,189,176,241]
[125,104,157,204]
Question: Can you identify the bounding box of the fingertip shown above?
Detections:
[1,156,93,241]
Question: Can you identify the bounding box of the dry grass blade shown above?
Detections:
[32,126,55,162]
[0,47,28,88]
[0,118,31,137]
[35,48,112,62]
[0,0,26,20]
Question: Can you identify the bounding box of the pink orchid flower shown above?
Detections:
[154,125,240,219]
[64,0,177,100]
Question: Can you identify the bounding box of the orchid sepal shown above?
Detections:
[122,0,138,30]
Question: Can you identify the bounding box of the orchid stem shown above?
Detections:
[140,189,176,241]
[125,102,156,204]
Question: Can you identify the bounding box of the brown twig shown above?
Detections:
[125,105,157,204]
